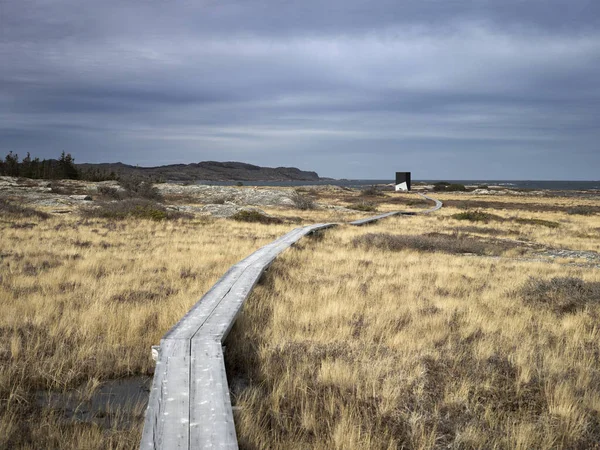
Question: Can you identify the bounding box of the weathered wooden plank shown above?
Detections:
[198,263,266,341]
[349,194,442,226]
[418,193,443,212]
[164,263,247,340]
[141,339,191,450]
[189,340,238,449]
[197,225,336,341]
[258,224,335,267]
[164,227,310,340]
[349,211,399,226]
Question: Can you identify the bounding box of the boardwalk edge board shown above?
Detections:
[141,194,441,449]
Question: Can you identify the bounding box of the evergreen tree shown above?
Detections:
[4,152,19,177]
[58,151,79,179]
[20,152,33,178]
[40,159,53,179]
[1,151,113,181]
[30,157,41,179]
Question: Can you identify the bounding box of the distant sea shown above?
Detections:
[195,179,600,191]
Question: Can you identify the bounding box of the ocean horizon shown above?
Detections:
[193,179,600,191]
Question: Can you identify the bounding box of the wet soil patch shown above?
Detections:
[36,376,151,428]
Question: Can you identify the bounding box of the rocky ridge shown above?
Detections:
[76,161,322,183]
[0,177,356,217]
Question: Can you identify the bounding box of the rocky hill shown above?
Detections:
[76,161,322,182]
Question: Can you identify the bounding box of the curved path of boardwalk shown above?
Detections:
[141,193,442,450]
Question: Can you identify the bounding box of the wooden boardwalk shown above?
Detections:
[349,194,442,226]
[141,193,442,449]
[419,193,443,213]
[141,223,336,449]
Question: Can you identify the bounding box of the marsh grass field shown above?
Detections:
[1,179,599,449]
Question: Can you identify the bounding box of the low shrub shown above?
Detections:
[352,232,518,256]
[447,183,467,191]
[81,199,189,221]
[290,191,316,210]
[361,185,385,197]
[514,218,559,228]
[349,202,377,212]
[97,185,123,199]
[452,210,503,223]
[0,199,50,220]
[230,210,283,224]
[209,194,236,205]
[434,182,466,192]
[567,206,597,216]
[118,176,162,200]
[520,277,600,315]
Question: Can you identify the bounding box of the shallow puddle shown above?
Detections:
[36,376,151,428]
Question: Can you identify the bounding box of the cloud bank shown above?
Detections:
[2,0,599,179]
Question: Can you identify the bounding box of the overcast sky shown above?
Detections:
[1,1,599,179]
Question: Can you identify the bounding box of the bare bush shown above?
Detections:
[118,176,162,200]
[96,185,123,199]
[361,185,385,197]
[290,190,316,210]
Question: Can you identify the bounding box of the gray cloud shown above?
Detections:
[1,0,599,179]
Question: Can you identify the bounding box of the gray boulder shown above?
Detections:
[69,195,92,201]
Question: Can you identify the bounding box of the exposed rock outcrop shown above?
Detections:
[157,184,297,207]
[167,203,270,218]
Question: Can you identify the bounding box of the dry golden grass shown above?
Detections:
[227,196,600,450]
[428,193,600,254]
[0,211,305,449]
[1,187,598,449]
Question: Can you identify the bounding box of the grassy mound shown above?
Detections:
[520,276,600,314]
[352,232,520,256]
[452,210,503,223]
[82,199,189,221]
[231,210,283,224]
